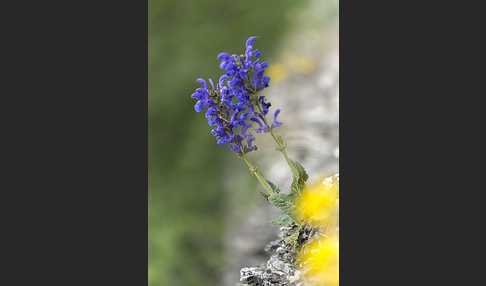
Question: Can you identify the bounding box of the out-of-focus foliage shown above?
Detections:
[296,175,339,286]
[148,1,308,285]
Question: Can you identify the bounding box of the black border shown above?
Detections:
[339,1,479,284]
[3,1,148,284]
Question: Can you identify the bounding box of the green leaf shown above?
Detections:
[284,229,300,248]
[266,180,280,194]
[290,179,302,195]
[268,193,295,218]
[293,161,308,183]
[271,214,294,227]
[290,160,309,195]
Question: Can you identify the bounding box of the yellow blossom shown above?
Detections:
[296,174,339,285]
[296,175,339,227]
[297,235,339,286]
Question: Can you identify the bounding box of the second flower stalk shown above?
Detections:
[239,104,306,200]
[241,100,306,199]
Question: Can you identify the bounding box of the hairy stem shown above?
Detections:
[269,128,299,178]
[241,154,274,195]
[255,103,299,178]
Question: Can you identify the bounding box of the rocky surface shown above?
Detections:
[238,226,320,286]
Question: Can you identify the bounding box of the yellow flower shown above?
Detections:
[297,235,339,286]
[296,175,339,227]
[296,175,339,285]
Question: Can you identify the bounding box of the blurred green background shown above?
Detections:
[149,1,308,285]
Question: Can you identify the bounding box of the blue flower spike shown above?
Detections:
[190,36,281,155]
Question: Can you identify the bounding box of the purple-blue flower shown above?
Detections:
[272,109,283,128]
[190,36,282,154]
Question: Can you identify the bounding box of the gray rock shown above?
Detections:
[239,226,318,286]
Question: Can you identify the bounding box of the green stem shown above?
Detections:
[255,103,299,178]
[241,154,275,195]
[269,128,299,178]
